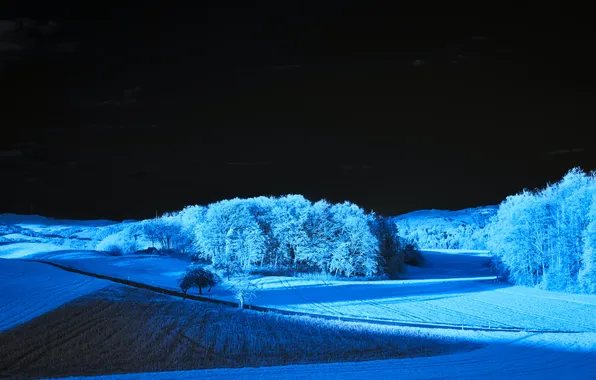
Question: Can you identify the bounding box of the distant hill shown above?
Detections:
[0,213,117,227]
[392,206,498,250]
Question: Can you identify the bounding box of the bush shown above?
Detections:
[404,243,425,267]
[249,266,295,277]
[104,245,124,256]
[96,224,142,255]
[135,247,159,255]
[489,255,509,282]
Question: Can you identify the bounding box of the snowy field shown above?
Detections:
[1,214,596,378]
[15,248,596,333]
[1,259,595,379]
[0,259,109,331]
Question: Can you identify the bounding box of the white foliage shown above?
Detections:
[579,194,596,293]
[231,273,258,308]
[394,206,497,250]
[329,202,379,277]
[96,223,145,254]
[198,198,269,277]
[294,199,338,272]
[143,215,195,254]
[487,168,596,291]
[270,195,312,268]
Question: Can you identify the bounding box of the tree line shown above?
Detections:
[141,195,421,280]
[98,167,596,294]
[487,168,596,292]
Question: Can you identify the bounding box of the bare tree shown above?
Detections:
[232,273,258,309]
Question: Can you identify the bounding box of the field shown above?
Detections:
[60,332,596,380]
[0,270,475,379]
[22,249,596,332]
[1,215,596,379]
[0,258,109,332]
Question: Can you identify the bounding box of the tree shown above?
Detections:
[199,198,268,276]
[143,215,195,254]
[404,241,424,267]
[158,195,408,280]
[371,216,404,278]
[244,196,276,266]
[328,202,379,277]
[487,168,596,291]
[294,199,337,273]
[178,205,207,231]
[178,266,220,297]
[270,195,312,269]
[487,190,551,286]
[579,194,596,293]
[232,273,258,308]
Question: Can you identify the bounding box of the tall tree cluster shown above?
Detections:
[487,168,596,292]
[155,195,415,279]
[197,196,383,278]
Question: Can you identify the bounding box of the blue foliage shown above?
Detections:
[394,207,497,250]
[487,168,596,292]
[134,195,414,279]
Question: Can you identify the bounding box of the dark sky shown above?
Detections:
[1,2,595,220]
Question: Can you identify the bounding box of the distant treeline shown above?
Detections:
[395,219,492,251]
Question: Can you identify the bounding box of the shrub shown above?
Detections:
[249,266,295,277]
[104,245,124,256]
[404,243,425,267]
[96,224,142,254]
[489,255,509,282]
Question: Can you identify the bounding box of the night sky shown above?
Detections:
[1,2,595,220]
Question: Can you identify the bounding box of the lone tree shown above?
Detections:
[232,273,258,309]
[178,266,220,297]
